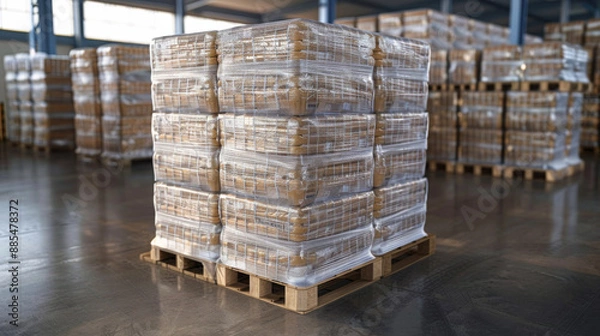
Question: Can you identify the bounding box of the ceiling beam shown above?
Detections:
[185,0,213,12]
[194,5,263,23]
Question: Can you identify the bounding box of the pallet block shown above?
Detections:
[448,83,477,91]
[140,247,217,283]
[429,84,448,91]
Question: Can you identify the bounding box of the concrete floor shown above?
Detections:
[0,144,599,336]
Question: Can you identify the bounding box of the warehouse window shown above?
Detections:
[184,16,242,33]
[0,0,74,36]
[84,1,175,44]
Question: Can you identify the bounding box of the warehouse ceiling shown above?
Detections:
[102,0,600,35]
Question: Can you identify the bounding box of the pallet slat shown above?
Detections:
[141,246,216,283]
[455,163,503,177]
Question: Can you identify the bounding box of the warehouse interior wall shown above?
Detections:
[0,40,72,104]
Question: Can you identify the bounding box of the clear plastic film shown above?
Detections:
[585,19,600,46]
[152,113,219,149]
[150,31,219,114]
[19,101,33,145]
[372,205,427,256]
[356,15,378,32]
[97,45,152,160]
[427,126,457,161]
[581,94,600,148]
[378,12,402,37]
[373,34,430,113]
[219,191,374,242]
[220,113,375,155]
[375,113,428,146]
[566,92,583,162]
[153,143,220,192]
[522,42,583,82]
[373,177,427,219]
[373,140,427,188]
[505,92,569,133]
[217,19,375,115]
[504,131,567,169]
[562,21,585,45]
[334,17,356,28]
[4,55,19,143]
[448,49,480,84]
[152,182,221,262]
[524,35,543,45]
[544,23,564,42]
[429,50,448,85]
[219,225,375,288]
[481,45,523,82]
[219,148,374,207]
[33,112,75,148]
[459,92,504,129]
[427,91,457,128]
[458,129,503,164]
[401,9,453,50]
[75,115,102,156]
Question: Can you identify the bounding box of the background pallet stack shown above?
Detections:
[582,94,600,150]
[31,54,75,151]
[371,34,430,255]
[97,45,152,165]
[4,55,18,144]
[427,91,457,165]
[217,20,376,288]
[149,31,222,270]
[70,48,103,159]
[16,54,33,147]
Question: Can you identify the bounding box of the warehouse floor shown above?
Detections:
[1,144,600,336]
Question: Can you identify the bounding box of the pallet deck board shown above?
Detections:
[502,165,569,182]
[381,235,436,277]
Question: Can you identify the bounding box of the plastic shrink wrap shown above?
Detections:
[219,225,375,288]
[373,140,427,187]
[522,43,585,82]
[220,192,374,242]
[151,182,221,262]
[565,92,583,163]
[481,45,523,82]
[4,55,19,143]
[98,44,152,160]
[373,34,430,113]
[581,94,600,148]
[429,50,448,85]
[448,49,480,84]
[71,48,103,156]
[217,19,376,115]
[30,54,74,148]
[16,54,32,145]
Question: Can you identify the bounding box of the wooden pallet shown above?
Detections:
[217,259,383,314]
[580,146,600,155]
[519,81,590,92]
[477,82,519,91]
[502,165,569,182]
[381,235,436,277]
[567,160,585,176]
[429,84,448,91]
[428,160,456,173]
[140,247,216,283]
[455,163,503,177]
[101,156,151,167]
[448,83,477,91]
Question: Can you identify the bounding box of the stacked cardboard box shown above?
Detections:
[217,20,378,287]
[427,91,457,161]
[150,31,221,263]
[371,34,429,255]
[15,54,33,146]
[581,94,600,148]
[70,48,102,157]
[97,45,152,162]
[505,92,569,169]
[430,50,448,85]
[30,54,74,149]
[480,45,522,83]
[566,93,584,163]
[522,42,587,82]
[458,92,504,165]
[448,49,480,85]
[3,56,19,143]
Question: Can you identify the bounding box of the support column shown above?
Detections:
[560,0,570,23]
[441,0,452,14]
[175,0,184,34]
[30,0,57,54]
[318,0,336,24]
[508,0,528,45]
[73,0,84,48]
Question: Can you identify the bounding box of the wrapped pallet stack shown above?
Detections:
[371,34,430,255]
[16,53,33,146]
[217,20,377,287]
[427,91,457,162]
[480,45,522,83]
[97,45,152,164]
[566,93,584,165]
[430,50,448,87]
[448,49,480,88]
[30,54,75,151]
[149,31,221,265]
[4,55,19,143]
[581,94,600,150]
[458,92,504,169]
[70,48,103,158]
